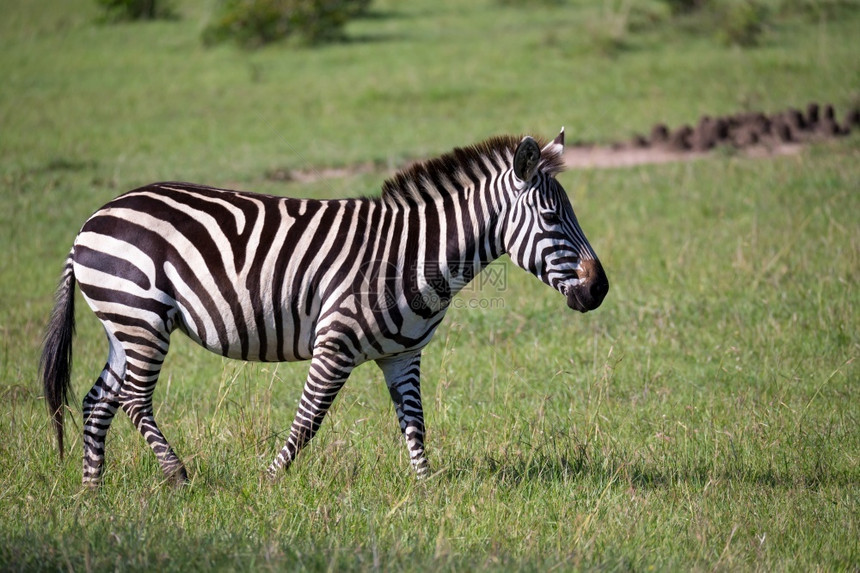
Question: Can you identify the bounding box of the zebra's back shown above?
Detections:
[72,182,401,363]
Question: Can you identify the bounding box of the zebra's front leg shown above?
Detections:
[266,351,353,479]
[377,351,430,478]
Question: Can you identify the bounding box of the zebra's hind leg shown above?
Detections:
[120,388,188,485]
[377,351,430,478]
[98,314,187,485]
[81,362,123,488]
[118,341,188,486]
[266,350,353,479]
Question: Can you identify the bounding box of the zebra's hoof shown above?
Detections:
[264,467,282,483]
[82,479,102,490]
[414,462,431,480]
[165,467,190,487]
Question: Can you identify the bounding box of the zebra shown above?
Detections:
[40,130,608,487]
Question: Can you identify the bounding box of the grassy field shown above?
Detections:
[1,0,859,570]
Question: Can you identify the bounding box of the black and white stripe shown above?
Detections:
[41,130,608,486]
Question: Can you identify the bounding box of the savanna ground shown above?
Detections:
[1,0,859,570]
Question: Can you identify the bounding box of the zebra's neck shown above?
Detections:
[379,138,518,313]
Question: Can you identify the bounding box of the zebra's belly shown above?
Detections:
[183,305,438,365]
[310,296,449,363]
[175,303,317,363]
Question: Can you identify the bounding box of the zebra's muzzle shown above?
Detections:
[562,259,609,313]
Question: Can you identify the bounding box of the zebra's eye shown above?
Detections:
[541,211,561,225]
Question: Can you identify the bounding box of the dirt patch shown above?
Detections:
[265,162,381,184]
[562,139,808,169]
[266,102,858,182]
[565,102,858,169]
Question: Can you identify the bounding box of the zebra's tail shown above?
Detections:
[40,252,76,460]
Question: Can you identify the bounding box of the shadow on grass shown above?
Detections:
[340,7,412,45]
[39,157,99,173]
[0,529,316,573]
[445,449,856,490]
[337,32,409,45]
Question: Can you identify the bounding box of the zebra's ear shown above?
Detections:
[541,127,565,159]
[539,128,566,176]
[513,136,541,182]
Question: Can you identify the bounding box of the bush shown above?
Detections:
[203,0,372,48]
[780,0,860,21]
[95,0,175,21]
[657,0,708,15]
[717,0,768,46]
[655,0,770,48]
[495,0,566,6]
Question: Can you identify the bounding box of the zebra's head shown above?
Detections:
[504,130,609,313]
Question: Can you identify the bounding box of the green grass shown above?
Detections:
[1,0,859,570]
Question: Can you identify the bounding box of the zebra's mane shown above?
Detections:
[380,135,564,204]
